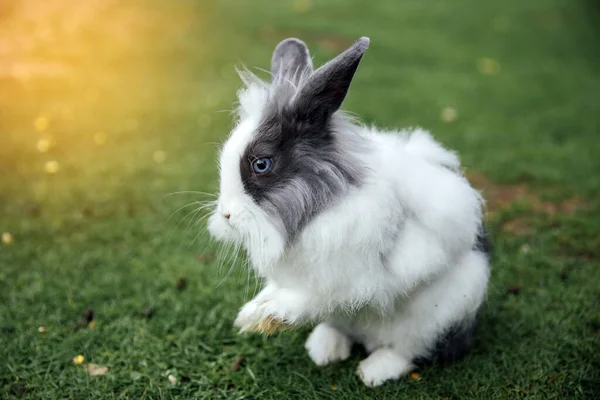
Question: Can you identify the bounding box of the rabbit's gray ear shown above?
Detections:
[271,38,313,85]
[293,37,369,124]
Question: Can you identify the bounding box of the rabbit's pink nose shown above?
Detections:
[224,213,231,220]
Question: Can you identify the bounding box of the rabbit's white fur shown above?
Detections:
[208,40,489,387]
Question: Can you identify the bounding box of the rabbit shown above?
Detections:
[207,36,491,387]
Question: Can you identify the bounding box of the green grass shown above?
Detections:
[1,0,599,398]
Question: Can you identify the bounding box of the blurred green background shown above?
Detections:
[1,0,599,398]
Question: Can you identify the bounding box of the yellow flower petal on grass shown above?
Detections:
[44,160,60,174]
[2,232,13,245]
[73,354,85,365]
[88,320,96,328]
[410,372,421,381]
[38,326,47,333]
[168,374,177,384]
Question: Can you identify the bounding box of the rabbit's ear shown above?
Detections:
[294,37,369,124]
[271,38,313,85]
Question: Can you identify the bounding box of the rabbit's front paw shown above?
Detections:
[357,348,414,387]
[255,289,306,330]
[234,289,307,334]
[234,299,262,333]
[305,323,351,366]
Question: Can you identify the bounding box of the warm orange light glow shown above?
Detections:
[1,0,210,183]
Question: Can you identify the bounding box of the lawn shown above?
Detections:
[1,0,599,398]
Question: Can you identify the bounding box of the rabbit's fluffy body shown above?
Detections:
[208,37,490,386]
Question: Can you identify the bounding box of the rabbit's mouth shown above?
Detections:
[207,211,238,244]
[208,201,286,274]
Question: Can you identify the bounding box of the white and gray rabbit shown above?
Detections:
[208,36,491,387]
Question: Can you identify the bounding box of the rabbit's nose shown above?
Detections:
[224,213,231,220]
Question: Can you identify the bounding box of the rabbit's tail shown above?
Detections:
[404,128,461,172]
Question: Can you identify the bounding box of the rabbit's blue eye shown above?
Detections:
[252,157,272,174]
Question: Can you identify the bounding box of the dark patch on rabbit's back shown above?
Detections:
[473,224,492,255]
[414,225,490,367]
[413,316,479,367]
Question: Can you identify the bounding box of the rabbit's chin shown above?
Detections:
[208,211,286,275]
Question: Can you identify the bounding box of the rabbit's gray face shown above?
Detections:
[239,102,362,242]
[209,37,370,263]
